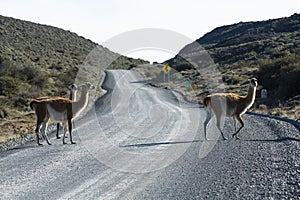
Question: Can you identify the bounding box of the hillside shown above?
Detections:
[0,15,147,144]
[166,13,300,119]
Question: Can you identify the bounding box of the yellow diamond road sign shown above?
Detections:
[162,64,171,74]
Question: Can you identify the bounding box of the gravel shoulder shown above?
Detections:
[134,114,300,199]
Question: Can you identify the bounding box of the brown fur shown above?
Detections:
[30,97,72,110]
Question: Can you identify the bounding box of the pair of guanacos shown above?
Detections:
[30,82,95,145]
[31,78,258,145]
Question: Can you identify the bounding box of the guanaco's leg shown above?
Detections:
[215,113,227,140]
[57,123,68,139]
[62,122,68,144]
[35,121,43,145]
[68,118,76,144]
[232,114,244,139]
[233,116,237,132]
[35,104,48,145]
[39,121,51,145]
[56,123,61,139]
[204,108,213,140]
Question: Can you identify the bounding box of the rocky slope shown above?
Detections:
[165,13,300,119]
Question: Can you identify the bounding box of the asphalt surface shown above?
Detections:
[0,70,299,199]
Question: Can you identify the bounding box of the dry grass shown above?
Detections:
[0,111,35,143]
[254,103,300,120]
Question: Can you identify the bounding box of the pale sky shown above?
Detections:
[1,0,299,62]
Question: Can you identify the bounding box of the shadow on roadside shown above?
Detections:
[121,140,203,148]
[243,137,300,142]
[122,136,300,148]
[8,145,37,151]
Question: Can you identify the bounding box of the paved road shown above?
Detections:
[0,70,299,199]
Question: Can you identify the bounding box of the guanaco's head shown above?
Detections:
[248,78,258,88]
[79,82,95,92]
[68,84,79,92]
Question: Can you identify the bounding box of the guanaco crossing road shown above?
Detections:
[0,70,299,199]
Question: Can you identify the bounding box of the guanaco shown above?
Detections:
[203,78,258,140]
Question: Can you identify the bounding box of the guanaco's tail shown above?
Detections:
[203,96,211,108]
[30,100,39,110]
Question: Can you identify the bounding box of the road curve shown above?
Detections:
[0,70,299,199]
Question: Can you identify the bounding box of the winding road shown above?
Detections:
[0,70,299,199]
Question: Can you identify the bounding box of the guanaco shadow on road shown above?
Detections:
[121,140,203,148]
[244,136,300,142]
[129,80,151,84]
[8,144,37,151]
[121,136,300,148]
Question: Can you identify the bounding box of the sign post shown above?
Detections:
[162,64,171,82]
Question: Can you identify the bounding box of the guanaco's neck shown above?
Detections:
[72,89,89,117]
[69,90,77,101]
[245,85,256,105]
